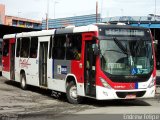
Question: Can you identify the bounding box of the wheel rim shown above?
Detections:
[21,77,26,88]
[69,85,77,100]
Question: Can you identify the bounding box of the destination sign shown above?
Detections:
[105,29,145,37]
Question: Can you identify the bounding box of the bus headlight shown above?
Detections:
[100,77,112,89]
[148,77,156,88]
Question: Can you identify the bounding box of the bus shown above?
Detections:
[2,24,156,104]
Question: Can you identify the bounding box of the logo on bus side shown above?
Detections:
[57,65,67,75]
[19,59,31,68]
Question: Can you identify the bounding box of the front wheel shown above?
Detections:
[66,81,83,104]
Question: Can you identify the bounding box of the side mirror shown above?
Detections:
[153,40,158,44]
[93,44,99,55]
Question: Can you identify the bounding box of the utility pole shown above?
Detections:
[154,0,156,41]
[54,1,59,19]
[46,13,48,30]
[154,0,156,20]
[46,0,49,30]
[96,0,98,23]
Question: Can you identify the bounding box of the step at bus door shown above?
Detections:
[39,42,48,87]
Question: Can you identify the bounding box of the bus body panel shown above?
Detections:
[2,71,10,80]
[50,59,71,92]
[2,56,10,72]
[71,60,83,83]
[24,58,39,86]
[71,61,85,96]
[48,78,66,92]
[14,58,21,83]
[47,57,54,89]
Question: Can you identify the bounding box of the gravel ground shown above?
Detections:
[0,75,160,120]
[0,76,95,116]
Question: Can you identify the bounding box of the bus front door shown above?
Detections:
[39,42,48,87]
[84,41,96,97]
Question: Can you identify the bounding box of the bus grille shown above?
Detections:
[108,75,150,83]
[105,72,152,83]
[116,91,146,98]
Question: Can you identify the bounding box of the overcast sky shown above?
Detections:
[0,0,159,21]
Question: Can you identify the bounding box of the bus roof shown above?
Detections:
[3,23,149,39]
[3,25,98,39]
[16,29,56,38]
[3,29,56,39]
[57,24,98,34]
[95,23,149,30]
[3,34,16,39]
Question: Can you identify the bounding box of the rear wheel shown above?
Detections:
[66,81,83,104]
[20,73,27,90]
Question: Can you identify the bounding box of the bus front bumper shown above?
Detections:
[96,86,156,100]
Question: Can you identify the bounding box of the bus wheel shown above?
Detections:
[66,81,83,104]
[20,73,27,90]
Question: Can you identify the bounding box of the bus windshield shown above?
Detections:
[99,28,154,76]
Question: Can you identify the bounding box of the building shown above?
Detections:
[0,4,5,24]
[102,15,160,28]
[42,14,101,29]
[0,4,42,30]
[0,4,41,38]
[5,15,42,29]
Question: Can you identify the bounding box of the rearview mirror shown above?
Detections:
[93,44,99,55]
[153,40,158,44]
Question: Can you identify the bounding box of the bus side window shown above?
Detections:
[16,38,20,57]
[3,39,9,56]
[30,37,38,58]
[20,37,30,58]
[66,34,82,60]
[65,35,73,60]
[53,35,65,60]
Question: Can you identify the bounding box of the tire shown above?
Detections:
[20,73,27,90]
[66,81,83,104]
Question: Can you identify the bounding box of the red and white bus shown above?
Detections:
[2,24,156,104]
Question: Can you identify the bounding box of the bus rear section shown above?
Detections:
[2,35,15,80]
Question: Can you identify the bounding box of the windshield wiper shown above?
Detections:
[113,37,129,55]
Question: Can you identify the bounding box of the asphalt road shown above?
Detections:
[0,76,160,120]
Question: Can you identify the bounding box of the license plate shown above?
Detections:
[125,94,136,99]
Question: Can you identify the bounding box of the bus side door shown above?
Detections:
[39,36,49,87]
[83,33,96,97]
